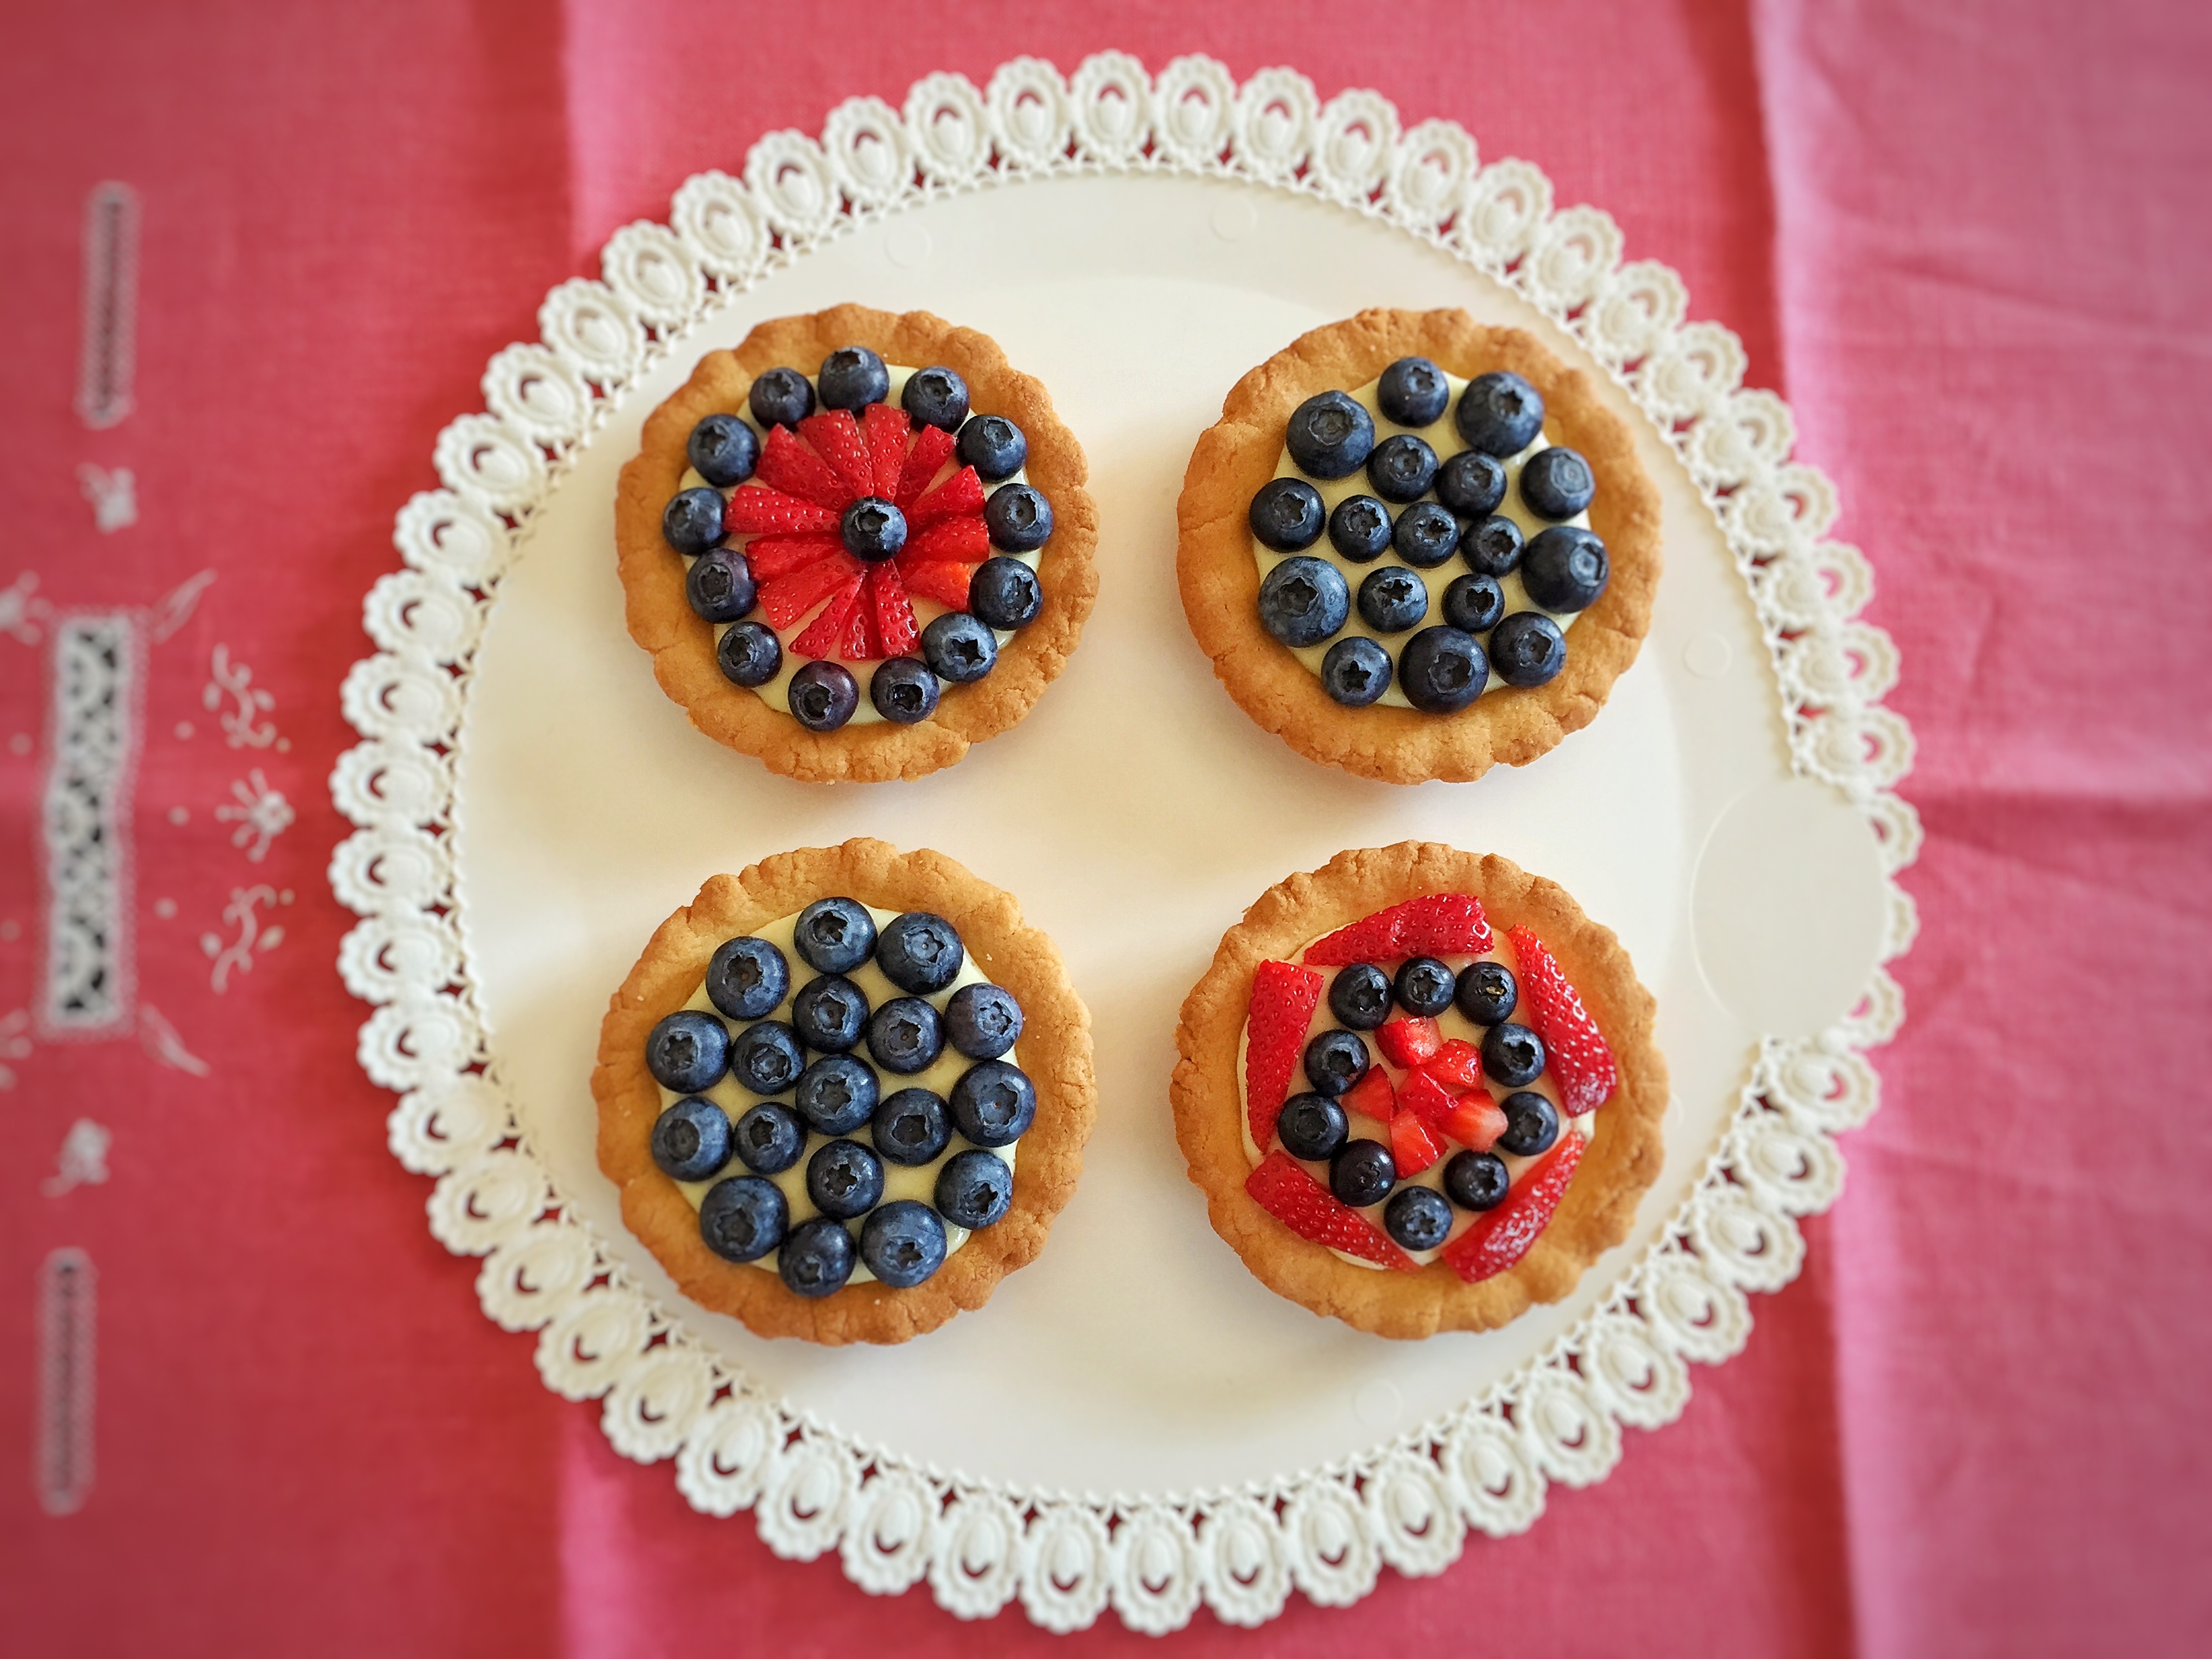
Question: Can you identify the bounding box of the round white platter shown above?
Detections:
[330,55,1916,1635]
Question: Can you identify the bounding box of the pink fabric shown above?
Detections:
[1,2,2205,1652]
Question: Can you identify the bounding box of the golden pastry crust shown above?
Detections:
[616,306,1100,783]
[1170,842,1666,1339]
[1176,309,1662,783]
[592,839,1097,1345]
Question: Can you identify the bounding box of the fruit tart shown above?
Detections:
[593,840,1096,1345]
[1171,842,1666,1338]
[616,305,1099,783]
[1177,308,1662,783]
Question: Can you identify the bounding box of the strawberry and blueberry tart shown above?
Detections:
[1171,842,1666,1338]
[616,306,1099,783]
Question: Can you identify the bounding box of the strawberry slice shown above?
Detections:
[722,486,840,536]
[868,564,920,657]
[1246,1151,1417,1272]
[1374,1017,1440,1069]
[895,423,958,506]
[1244,962,1323,1149]
[1390,1111,1446,1178]
[1434,1092,1508,1151]
[1393,895,1494,958]
[790,573,865,657]
[759,552,862,628]
[1422,1038,1486,1092]
[1300,912,1401,968]
[1440,1134,1584,1283]
[743,533,844,579]
[907,466,985,530]
[1340,1067,1396,1123]
[899,560,978,610]
[756,424,852,511]
[1507,926,1618,1116]
[836,580,880,660]
[1395,1067,1460,1127]
[797,409,876,499]
[861,403,909,497]
[899,516,991,566]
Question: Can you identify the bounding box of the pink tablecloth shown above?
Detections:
[3,3,2207,1653]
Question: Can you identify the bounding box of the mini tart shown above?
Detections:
[593,839,1097,1345]
[1176,309,1662,783]
[1170,842,1666,1338]
[616,306,1100,783]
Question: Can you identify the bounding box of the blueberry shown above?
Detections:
[1303,1028,1370,1097]
[985,483,1052,553]
[1454,961,1517,1027]
[1330,1138,1397,1208]
[699,1175,788,1263]
[1393,956,1456,1017]
[946,983,1023,1059]
[779,1215,856,1297]
[1377,355,1450,428]
[922,613,998,683]
[901,366,970,432]
[646,1010,729,1092]
[1443,1149,1511,1210]
[1461,514,1525,579]
[749,367,816,430]
[1488,612,1568,687]
[1285,390,1375,480]
[788,661,859,731]
[1391,501,1460,569]
[731,1021,805,1095]
[969,557,1042,628]
[651,1096,733,1181]
[734,1101,804,1174]
[1399,626,1490,713]
[1442,573,1506,634]
[796,1053,880,1137]
[877,912,964,994]
[841,496,907,562]
[792,975,869,1053]
[806,1136,884,1220]
[686,547,757,623]
[860,1200,947,1288]
[870,657,941,724]
[1367,434,1439,504]
[1522,527,1610,612]
[1437,449,1507,518]
[794,898,876,974]
[1328,963,1393,1029]
[949,1060,1036,1147]
[872,1088,951,1166]
[1520,446,1594,520]
[662,487,725,556]
[1276,1092,1349,1161]
[1320,637,1392,706]
[1257,556,1349,648]
[716,621,782,688]
[1455,371,1544,457]
[1385,1186,1454,1251]
[954,415,1027,485]
[935,1149,1014,1229]
[1357,566,1430,634]
[1248,478,1326,551]
[867,996,945,1076]
[818,345,890,412]
[1328,495,1394,562]
[1496,1090,1560,1158]
[1482,1022,1547,1088]
[705,935,789,1023]
[687,413,760,487]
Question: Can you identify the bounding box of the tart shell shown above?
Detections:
[1170,842,1667,1338]
[592,838,1097,1345]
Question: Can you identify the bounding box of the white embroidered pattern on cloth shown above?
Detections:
[41,615,141,1037]
[328,56,1917,1633]
[76,182,138,433]
[216,768,293,862]
[204,643,281,749]
[201,884,289,994]
[37,1248,98,1515]
[77,464,137,534]
[43,1119,113,1197]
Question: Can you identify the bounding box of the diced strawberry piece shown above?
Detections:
[1340,1066,1396,1123]
[1390,1111,1446,1178]
[721,486,840,536]
[788,573,864,657]
[1422,1038,1486,1092]
[899,560,978,610]
[1507,926,1619,1116]
[756,424,853,511]
[836,581,879,660]
[869,564,920,657]
[899,516,991,566]
[1245,1151,1418,1272]
[1300,912,1401,968]
[895,423,958,506]
[758,552,862,628]
[1395,1067,1460,1127]
[1440,1134,1584,1283]
[1435,1092,1508,1151]
[1393,895,1494,958]
[1374,1017,1440,1069]
[1244,962,1324,1149]
[907,466,985,529]
[861,403,909,497]
[743,533,844,579]
[797,409,876,499]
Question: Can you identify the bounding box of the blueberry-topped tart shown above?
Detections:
[617,306,1099,784]
[1170,842,1666,1338]
[1177,309,1662,783]
[593,839,1096,1344]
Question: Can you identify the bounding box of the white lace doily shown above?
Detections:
[329,54,1914,1634]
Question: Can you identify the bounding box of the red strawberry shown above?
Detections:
[1421,1038,1486,1092]
[1392,895,1494,958]
[861,402,909,497]
[797,409,876,499]
[1395,1067,1459,1127]
[790,573,865,657]
[1246,1151,1417,1272]
[722,486,839,536]
[1440,1134,1584,1284]
[1507,926,1618,1116]
[759,552,862,628]
[1390,1110,1446,1178]
[756,424,851,510]
[1244,962,1323,1148]
[899,516,991,565]
[836,581,879,661]
[1434,1092,1508,1151]
[744,533,845,579]
[895,423,958,506]
[1340,1067,1396,1123]
[1300,911,1402,968]
[1374,1017,1440,1069]
[907,466,986,529]
[899,560,978,611]
[869,564,920,657]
